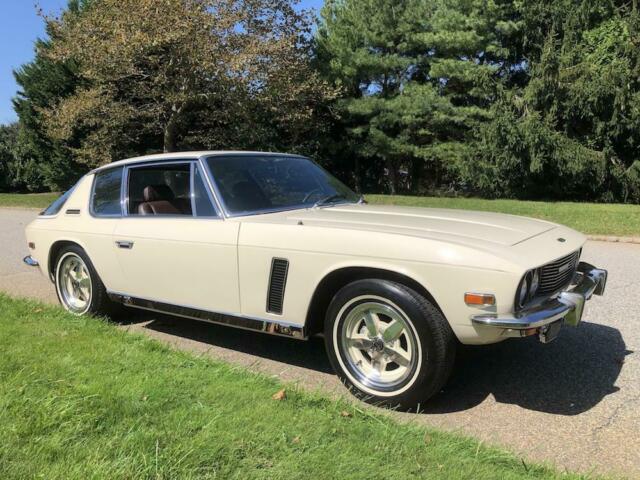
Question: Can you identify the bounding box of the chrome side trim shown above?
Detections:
[23,255,39,267]
[107,292,307,339]
[472,262,608,331]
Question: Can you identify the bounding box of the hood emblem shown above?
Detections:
[557,238,566,242]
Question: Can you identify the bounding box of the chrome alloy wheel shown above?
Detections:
[56,253,92,314]
[336,298,421,395]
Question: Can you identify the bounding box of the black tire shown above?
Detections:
[54,244,120,317]
[324,279,456,410]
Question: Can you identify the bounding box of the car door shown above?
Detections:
[113,160,240,314]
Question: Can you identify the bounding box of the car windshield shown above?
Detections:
[205,155,360,215]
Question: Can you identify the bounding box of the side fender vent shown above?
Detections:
[267,258,289,314]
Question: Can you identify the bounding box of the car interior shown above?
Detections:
[128,165,192,215]
[215,170,273,212]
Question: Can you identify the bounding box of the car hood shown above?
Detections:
[285,204,557,248]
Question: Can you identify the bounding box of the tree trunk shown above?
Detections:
[410,157,421,194]
[163,109,180,153]
[354,157,362,193]
[386,158,397,195]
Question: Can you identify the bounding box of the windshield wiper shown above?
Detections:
[313,193,347,208]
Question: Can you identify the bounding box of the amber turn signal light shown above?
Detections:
[464,293,495,306]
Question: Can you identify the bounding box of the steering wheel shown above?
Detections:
[302,189,323,203]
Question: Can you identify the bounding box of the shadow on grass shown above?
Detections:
[120,309,334,374]
[118,310,629,416]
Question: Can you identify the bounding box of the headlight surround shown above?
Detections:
[516,268,541,310]
[530,269,540,296]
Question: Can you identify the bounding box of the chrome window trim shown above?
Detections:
[122,160,222,220]
[189,162,197,216]
[200,153,359,218]
[197,156,228,218]
[89,151,304,175]
[121,165,129,216]
[89,167,125,218]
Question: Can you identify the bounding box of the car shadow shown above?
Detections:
[427,321,630,416]
[119,311,629,416]
[122,310,334,374]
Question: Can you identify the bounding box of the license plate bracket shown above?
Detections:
[539,320,562,344]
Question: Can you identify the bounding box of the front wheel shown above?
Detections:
[54,245,118,316]
[324,279,456,410]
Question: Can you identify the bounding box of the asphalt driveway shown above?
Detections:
[2,208,638,477]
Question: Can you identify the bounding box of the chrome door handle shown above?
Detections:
[115,240,134,249]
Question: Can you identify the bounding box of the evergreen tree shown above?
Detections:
[0,124,19,192]
[12,0,89,191]
[317,0,520,194]
[469,0,640,202]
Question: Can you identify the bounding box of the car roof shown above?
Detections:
[90,150,305,173]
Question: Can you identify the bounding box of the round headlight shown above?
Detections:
[517,275,529,308]
[529,269,540,298]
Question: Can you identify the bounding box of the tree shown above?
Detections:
[316,0,520,194]
[467,0,640,202]
[42,0,335,168]
[0,124,19,192]
[12,0,89,191]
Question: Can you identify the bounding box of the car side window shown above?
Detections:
[128,164,191,216]
[193,164,218,217]
[40,180,80,216]
[92,167,123,216]
[126,162,218,217]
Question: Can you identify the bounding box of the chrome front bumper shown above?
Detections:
[472,262,607,338]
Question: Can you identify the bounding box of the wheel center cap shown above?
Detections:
[372,337,385,352]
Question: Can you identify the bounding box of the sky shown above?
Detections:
[0,0,324,125]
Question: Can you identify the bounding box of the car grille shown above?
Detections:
[537,249,581,296]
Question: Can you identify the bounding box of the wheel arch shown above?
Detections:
[305,266,444,337]
[48,239,89,282]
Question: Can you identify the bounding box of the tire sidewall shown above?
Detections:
[324,279,448,408]
[54,246,99,315]
[332,294,423,397]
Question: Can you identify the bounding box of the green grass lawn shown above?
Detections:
[0,192,58,209]
[367,194,640,237]
[0,294,588,480]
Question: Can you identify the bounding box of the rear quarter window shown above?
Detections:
[40,182,79,216]
[91,167,123,216]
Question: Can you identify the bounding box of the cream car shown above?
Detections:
[23,151,608,408]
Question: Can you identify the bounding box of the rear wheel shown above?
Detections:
[324,279,456,410]
[54,245,118,316]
